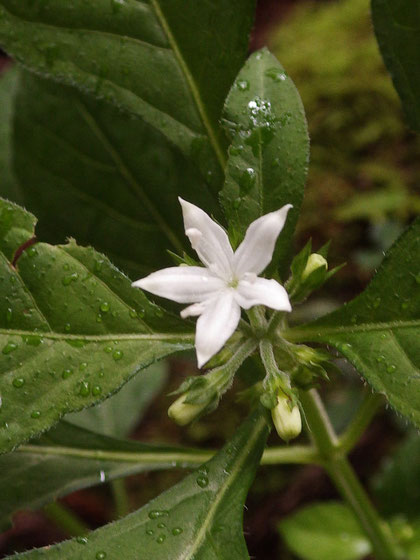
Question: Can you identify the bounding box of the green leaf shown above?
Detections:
[371,0,420,132]
[286,219,420,427]
[0,421,209,532]
[8,408,269,560]
[373,431,420,519]
[0,197,193,454]
[220,48,309,274]
[0,65,21,203]
[278,502,371,560]
[13,70,220,277]
[0,0,256,184]
[67,362,168,437]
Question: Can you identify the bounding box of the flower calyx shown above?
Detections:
[286,240,343,303]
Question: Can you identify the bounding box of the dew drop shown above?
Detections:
[79,362,88,371]
[172,527,183,536]
[236,79,249,91]
[104,346,113,353]
[31,410,41,419]
[12,378,25,388]
[62,368,73,380]
[265,67,287,82]
[64,323,71,332]
[148,510,168,520]
[62,272,78,286]
[94,259,104,273]
[239,167,256,194]
[96,314,103,323]
[138,308,146,319]
[2,342,18,355]
[146,529,154,536]
[155,308,164,318]
[112,350,123,361]
[157,522,166,529]
[6,308,12,323]
[27,247,37,257]
[92,385,102,396]
[387,365,396,374]
[196,475,209,488]
[79,381,91,397]
[76,536,88,545]
[156,535,166,544]
[129,309,137,318]
[96,553,107,560]
[100,302,110,313]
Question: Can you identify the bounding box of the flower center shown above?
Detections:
[228,277,239,289]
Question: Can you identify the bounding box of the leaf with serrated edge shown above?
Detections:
[285,219,420,427]
[0,421,209,532]
[371,0,420,132]
[0,198,193,454]
[8,408,269,560]
[221,48,309,275]
[0,0,256,185]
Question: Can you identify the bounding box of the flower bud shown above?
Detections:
[271,394,302,442]
[301,253,328,282]
[168,394,207,426]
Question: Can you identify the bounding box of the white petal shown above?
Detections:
[179,197,234,278]
[233,204,292,276]
[180,302,207,318]
[234,277,292,311]
[132,267,224,304]
[195,291,241,368]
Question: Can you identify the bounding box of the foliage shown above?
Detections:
[0,0,418,559]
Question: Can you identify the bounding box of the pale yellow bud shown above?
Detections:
[168,394,206,426]
[271,394,302,442]
[301,253,327,281]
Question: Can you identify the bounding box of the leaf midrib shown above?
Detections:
[149,0,227,172]
[180,414,267,560]
[284,318,420,342]
[0,328,194,342]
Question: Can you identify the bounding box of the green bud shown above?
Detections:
[301,253,328,282]
[168,394,207,426]
[271,393,302,442]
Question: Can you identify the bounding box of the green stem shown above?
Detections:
[300,389,403,560]
[338,391,384,454]
[19,442,316,467]
[43,502,89,537]
[259,338,291,390]
[111,478,130,518]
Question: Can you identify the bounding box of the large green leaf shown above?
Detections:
[8,408,269,560]
[68,362,168,437]
[285,219,420,426]
[278,502,371,560]
[0,421,209,532]
[0,65,21,203]
[13,70,219,277]
[0,0,256,184]
[220,48,309,275]
[371,0,420,132]
[0,198,193,454]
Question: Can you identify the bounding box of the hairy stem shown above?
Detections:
[300,389,404,560]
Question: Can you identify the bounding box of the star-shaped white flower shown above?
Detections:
[132,198,292,368]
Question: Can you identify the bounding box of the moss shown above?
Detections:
[269,0,420,280]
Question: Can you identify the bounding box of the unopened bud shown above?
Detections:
[302,253,328,282]
[271,394,302,442]
[168,394,206,426]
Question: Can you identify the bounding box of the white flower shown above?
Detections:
[132,198,292,368]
